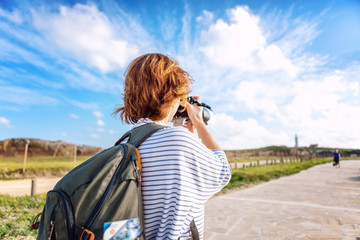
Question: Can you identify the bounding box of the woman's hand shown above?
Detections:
[185,120,195,133]
[184,96,221,150]
[185,96,205,129]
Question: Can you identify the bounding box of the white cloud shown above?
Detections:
[208,113,290,149]
[97,128,105,132]
[198,6,297,77]
[232,80,288,115]
[0,14,123,93]
[0,117,11,128]
[0,38,53,71]
[68,99,98,110]
[32,3,139,73]
[69,113,79,119]
[297,104,360,148]
[109,130,115,134]
[349,81,359,97]
[277,72,356,128]
[196,10,214,24]
[223,66,360,148]
[0,8,23,24]
[61,132,68,137]
[93,111,103,118]
[261,8,321,58]
[0,83,58,106]
[97,120,105,126]
[160,12,179,42]
[185,5,360,149]
[63,62,123,92]
[180,3,192,54]
[91,134,100,139]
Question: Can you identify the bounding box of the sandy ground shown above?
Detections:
[0,178,61,196]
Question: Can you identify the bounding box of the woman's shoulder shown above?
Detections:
[152,126,200,144]
[157,126,195,137]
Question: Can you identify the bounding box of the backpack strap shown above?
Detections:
[190,219,199,240]
[115,123,168,147]
[177,219,199,240]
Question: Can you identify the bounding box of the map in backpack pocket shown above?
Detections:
[103,218,141,240]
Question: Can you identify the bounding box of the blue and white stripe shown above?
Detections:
[125,119,231,240]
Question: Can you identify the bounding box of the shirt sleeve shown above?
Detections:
[173,127,232,203]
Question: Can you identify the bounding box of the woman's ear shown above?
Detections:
[179,96,188,107]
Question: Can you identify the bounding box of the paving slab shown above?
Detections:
[205,160,360,239]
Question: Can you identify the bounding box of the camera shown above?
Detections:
[171,96,212,126]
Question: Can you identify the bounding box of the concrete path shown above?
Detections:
[204,160,360,240]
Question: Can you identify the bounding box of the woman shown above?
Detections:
[114,53,231,240]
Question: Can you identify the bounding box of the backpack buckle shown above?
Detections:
[80,229,95,240]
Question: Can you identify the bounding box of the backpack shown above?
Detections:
[34,123,167,240]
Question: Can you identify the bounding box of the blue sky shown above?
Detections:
[0,0,359,149]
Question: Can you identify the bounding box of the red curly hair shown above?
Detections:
[114,53,193,124]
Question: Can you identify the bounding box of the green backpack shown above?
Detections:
[34,123,166,240]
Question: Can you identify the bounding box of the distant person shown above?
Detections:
[113,53,231,239]
[333,149,341,168]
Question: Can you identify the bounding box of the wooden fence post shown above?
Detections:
[243,164,245,169]
[31,179,37,196]
[74,145,77,167]
[22,139,30,174]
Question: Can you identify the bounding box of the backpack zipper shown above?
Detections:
[47,220,55,240]
[48,190,76,239]
[133,159,141,187]
[84,144,128,229]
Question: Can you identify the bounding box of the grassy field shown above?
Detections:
[227,156,356,163]
[0,155,354,178]
[224,158,334,190]
[227,156,278,163]
[0,194,46,239]
[0,156,91,180]
[0,158,340,238]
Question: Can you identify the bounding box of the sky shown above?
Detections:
[0,0,359,150]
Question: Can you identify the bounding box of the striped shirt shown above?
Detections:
[126,119,231,240]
